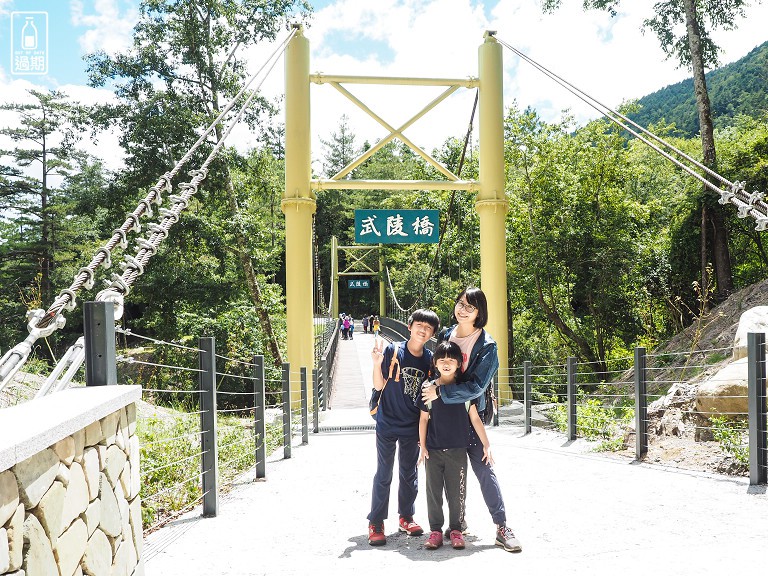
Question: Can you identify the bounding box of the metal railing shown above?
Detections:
[81,301,321,534]
[505,337,768,484]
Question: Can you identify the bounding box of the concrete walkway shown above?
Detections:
[144,332,768,576]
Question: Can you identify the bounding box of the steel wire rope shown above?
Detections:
[115,327,204,353]
[37,28,298,332]
[382,90,479,314]
[116,356,204,373]
[140,388,202,394]
[97,49,287,309]
[216,372,257,382]
[140,430,203,448]
[142,471,204,502]
[496,37,768,230]
[0,30,297,393]
[144,493,207,534]
[142,451,207,478]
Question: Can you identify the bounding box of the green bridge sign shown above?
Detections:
[355,209,439,244]
[348,279,370,289]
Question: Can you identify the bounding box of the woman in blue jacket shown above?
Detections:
[421,286,522,553]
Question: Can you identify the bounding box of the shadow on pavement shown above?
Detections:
[339,531,493,562]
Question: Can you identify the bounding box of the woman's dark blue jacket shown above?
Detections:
[437,325,499,412]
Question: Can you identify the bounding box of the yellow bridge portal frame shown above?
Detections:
[282,26,509,403]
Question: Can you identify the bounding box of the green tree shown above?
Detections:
[86,0,311,367]
[0,89,87,348]
[505,106,648,371]
[542,0,762,300]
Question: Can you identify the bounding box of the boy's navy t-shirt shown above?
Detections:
[376,342,432,438]
[417,383,472,450]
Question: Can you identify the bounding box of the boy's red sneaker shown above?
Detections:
[368,523,386,546]
[424,530,443,549]
[398,516,424,536]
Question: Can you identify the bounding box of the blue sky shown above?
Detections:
[0,0,767,171]
[0,0,139,86]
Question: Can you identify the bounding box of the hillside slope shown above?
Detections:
[627,40,768,136]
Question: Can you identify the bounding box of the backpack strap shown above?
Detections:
[387,342,405,382]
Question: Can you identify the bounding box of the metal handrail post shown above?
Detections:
[312,367,320,433]
[199,337,218,517]
[748,332,767,485]
[301,367,309,444]
[254,355,266,480]
[567,356,577,441]
[634,347,648,459]
[83,301,117,386]
[492,372,499,427]
[523,361,531,434]
[282,362,291,459]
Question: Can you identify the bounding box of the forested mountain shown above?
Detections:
[627,41,768,136]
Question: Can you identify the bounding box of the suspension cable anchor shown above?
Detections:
[96,286,125,320]
[112,227,129,249]
[125,213,142,234]
[169,194,190,210]
[120,254,145,276]
[158,207,179,224]
[77,267,96,290]
[97,247,112,269]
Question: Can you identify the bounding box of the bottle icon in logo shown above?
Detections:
[22,17,38,50]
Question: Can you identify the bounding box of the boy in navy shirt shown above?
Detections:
[367,309,440,546]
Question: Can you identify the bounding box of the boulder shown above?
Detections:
[14,449,59,509]
[1,527,10,573]
[30,481,65,546]
[22,513,57,576]
[52,436,75,466]
[733,306,768,360]
[55,518,87,576]
[98,474,121,538]
[7,504,24,571]
[61,462,89,533]
[0,470,20,526]
[695,357,748,416]
[82,499,101,538]
[82,448,100,502]
[104,446,127,486]
[82,528,111,576]
[84,421,102,448]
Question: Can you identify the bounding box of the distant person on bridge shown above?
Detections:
[421,287,522,553]
[372,315,380,336]
[367,309,440,547]
[417,341,494,551]
[362,315,369,333]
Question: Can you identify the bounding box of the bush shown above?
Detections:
[710,415,748,464]
[548,391,634,452]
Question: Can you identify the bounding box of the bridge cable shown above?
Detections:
[0,29,296,392]
[385,90,479,315]
[496,36,768,230]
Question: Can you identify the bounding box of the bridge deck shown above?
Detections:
[143,330,768,575]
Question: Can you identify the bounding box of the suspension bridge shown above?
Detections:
[2,25,768,576]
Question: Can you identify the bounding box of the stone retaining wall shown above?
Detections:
[0,386,143,576]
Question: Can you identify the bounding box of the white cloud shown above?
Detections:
[244,0,768,169]
[70,0,137,56]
